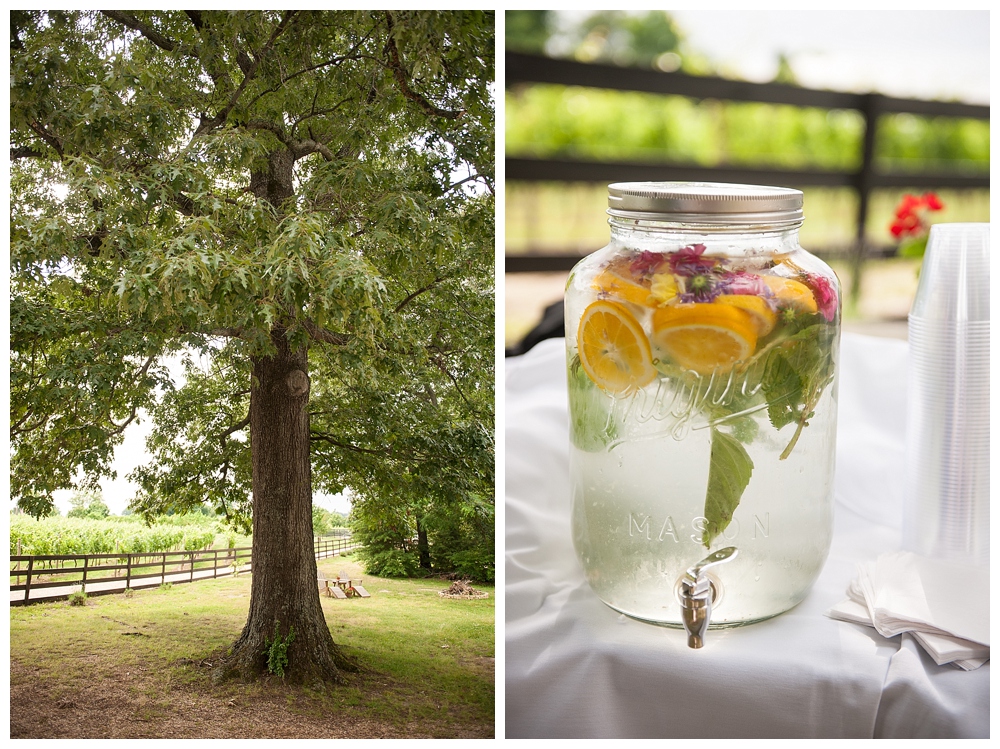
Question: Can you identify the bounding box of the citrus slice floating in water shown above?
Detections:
[592,267,654,307]
[577,300,657,394]
[651,303,758,374]
[762,276,818,314]
[714,294,778,337]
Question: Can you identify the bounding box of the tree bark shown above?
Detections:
[416,514,431,571]
[212,328,355,686]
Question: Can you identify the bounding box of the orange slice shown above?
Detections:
[592,267,653,307]
[762,276,818,314]
[651,303,758,374]
[577,300,657,394]
[715,294,778,337]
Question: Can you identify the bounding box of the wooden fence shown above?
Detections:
[505,51,990,278]
[10,535,357,605]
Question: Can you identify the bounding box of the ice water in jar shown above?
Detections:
[566,182,841,628]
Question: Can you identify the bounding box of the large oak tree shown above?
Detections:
[10,10,494,686]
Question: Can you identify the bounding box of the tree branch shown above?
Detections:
[218,411,250,449]
[310,432,387,457]
[290,139,335,162]
[100,11,196,56]
[383,12,463,120]
[11,146,46,161]
[28,120,64,158]
[394,276,448,313]
[195,11,298,136]
[301,318,349,346]
[430,353,485,420]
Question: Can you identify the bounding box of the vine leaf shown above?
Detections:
[702,428,754,548]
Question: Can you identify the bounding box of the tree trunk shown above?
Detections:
[212,328,355,686]
[416,514,431,571]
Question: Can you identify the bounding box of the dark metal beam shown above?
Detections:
[506,52,990,121]
[506,52,861,110]
[507,157,857,187]
[506,157,988,191]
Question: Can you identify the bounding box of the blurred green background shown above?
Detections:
[504,10,990,348]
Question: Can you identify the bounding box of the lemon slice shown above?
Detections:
[591,267,654,307]
[651,303,758,374]
[715,294,778,337]
[762,276,818,314]
[577,300,657,394]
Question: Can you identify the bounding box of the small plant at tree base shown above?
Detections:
[159,582,172,591]
[123,588,134,599]
[68,590,87,606]
[265,622,295,678]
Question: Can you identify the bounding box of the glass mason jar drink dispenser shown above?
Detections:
[565,182,841,646]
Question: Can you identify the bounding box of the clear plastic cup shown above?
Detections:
[902,224,990,564]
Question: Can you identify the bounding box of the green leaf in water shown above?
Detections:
[702,428,754,548]
[567,355,618,452]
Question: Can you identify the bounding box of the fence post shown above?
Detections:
[125,554,131,590]
[24,557,34,603]
[161,553,166,584]
[850,92,882,305]
[190,551,195,582]
[81,556,88,592]
[214,549,218,579]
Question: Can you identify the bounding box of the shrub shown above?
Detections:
[448,548,495,585]
[68,590,87,606]
[356,547,421,578]
[265,622,295,678]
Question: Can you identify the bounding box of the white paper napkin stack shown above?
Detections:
[827,551,989,670]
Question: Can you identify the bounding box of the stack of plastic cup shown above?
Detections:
[902,223,989,565]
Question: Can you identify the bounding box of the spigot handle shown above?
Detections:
[679,547,738,649]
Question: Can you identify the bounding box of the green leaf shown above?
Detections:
[567,355,618,452]
[762,351,803,430]
[702,428,753,548]
[757,321,835,438]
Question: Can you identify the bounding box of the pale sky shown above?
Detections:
[553,9,989,104]
[672,10,989,104]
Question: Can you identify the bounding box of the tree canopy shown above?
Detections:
[11,10,494,573]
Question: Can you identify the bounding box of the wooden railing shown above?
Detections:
[10,535,358,605]
[505,52,990,275]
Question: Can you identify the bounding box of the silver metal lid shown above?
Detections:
[608,182,804,226]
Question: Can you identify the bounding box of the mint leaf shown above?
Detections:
[762,350,804,429]
[728,414,760,444]
[759,322,835,433]
[567,356,618,452]
[702,428,754,547]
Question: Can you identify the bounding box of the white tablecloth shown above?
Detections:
[505,334,989,738]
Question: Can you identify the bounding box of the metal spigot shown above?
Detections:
[678,547,738,649]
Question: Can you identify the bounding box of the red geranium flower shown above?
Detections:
[922,192,944,211]
[889,193,944,240]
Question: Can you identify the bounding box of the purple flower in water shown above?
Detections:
[805,273,839,321]
[718,271,769,297]
[677,273,723,303]
[668,243,718,277]
[629,250,668,279]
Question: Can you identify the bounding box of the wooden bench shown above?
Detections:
[318,576,348,599]
[318,575,370,599]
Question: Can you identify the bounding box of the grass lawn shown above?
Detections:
[9,555,494,739]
